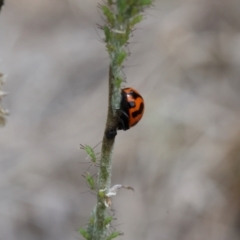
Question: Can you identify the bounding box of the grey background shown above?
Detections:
[1,0,240,239]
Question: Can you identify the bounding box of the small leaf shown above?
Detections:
[101,5,115,27]
[141,0,152,6]
[104,216,113,226]
[116,50,127,66]
[130,14,143,27]
[106,231,121,240]
[79,228,90,240]
[85,145,96,163]
[89,215,94,226]
[116,14,124,25]
[118,33,128,46]
[114,77,123,88]
[85,172,95,190]
[79,144,97,163]
[98,189,106,198]
[117,0,127,15]
[106,43,115,53]
[103,26,112,43]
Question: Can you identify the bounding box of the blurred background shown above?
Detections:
[1,0,240,239]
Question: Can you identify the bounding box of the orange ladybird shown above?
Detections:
[118,87,144,130]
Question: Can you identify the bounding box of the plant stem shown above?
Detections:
[89,1,154,239]
[92,66,119,240]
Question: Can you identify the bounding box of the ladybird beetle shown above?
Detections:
[118,87,144,131]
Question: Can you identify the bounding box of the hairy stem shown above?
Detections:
[83,1,154,239]
[92,66,119,240]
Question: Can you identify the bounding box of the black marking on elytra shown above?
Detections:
[132,102,144,118]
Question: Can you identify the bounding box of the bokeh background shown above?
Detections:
[1,0,240,239]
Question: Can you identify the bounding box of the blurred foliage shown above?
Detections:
[0,73,8,126]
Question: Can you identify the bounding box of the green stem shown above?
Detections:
[85,1,154,239]
[92,66,119,240]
